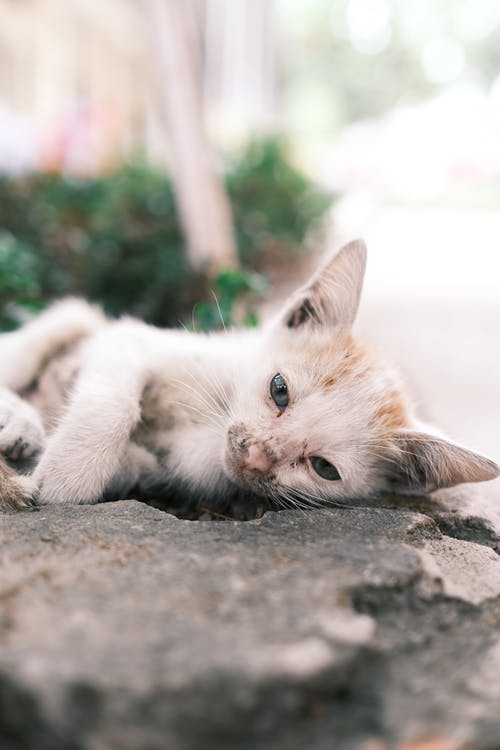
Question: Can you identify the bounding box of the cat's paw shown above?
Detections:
[0,388,45,462]
[0,460,37,511]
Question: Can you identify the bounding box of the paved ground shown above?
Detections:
[1,500,500,750]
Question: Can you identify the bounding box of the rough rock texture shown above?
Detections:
[1,496,500,750]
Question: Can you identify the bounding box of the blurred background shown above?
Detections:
[0,0,499,487]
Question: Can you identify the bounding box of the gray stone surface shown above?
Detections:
[1,498,500,750]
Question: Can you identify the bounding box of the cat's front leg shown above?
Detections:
[33,363,145,505]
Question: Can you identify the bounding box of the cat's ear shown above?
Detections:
[280,239,367,330]
[384,431,500,493]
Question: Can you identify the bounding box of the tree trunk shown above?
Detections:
[146,0,238,273]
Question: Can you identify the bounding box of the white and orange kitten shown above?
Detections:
[0,240,498,513]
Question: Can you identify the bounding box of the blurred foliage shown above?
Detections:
[226,139,332,266]
[193,268,268,331]
[0,139,332,331]
[0,232,42,329]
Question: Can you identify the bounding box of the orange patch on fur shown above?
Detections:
[319,338,379,389]
[372,393,408,430]
[314,334,410,434]
[321,375,337,389]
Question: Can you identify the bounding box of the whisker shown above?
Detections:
[169,377,226,419]
[168,401,225,435]
[191,303,199,333]
[211,290,228,334]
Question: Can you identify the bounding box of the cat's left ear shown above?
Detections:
[279,239,367,331]
[384,431,500,494]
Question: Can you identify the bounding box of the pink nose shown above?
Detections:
[240,443,273,474]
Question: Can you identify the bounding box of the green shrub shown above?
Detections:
[0,166,197,327]
[226,138,332,266]
[193,268,268,331]
[0,232,42,329]
[0,139,332,331]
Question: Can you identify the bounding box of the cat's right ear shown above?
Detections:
[277,239,367,331]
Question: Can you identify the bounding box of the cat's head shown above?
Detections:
[223,239,499,505]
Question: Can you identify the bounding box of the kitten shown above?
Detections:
[0,239,498,513]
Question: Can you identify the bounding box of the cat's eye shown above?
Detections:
[270,372,289,411]
[310,456,341,481]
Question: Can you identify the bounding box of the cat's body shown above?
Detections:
[0,240,498,512]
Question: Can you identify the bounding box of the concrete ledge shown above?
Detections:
[1,500,499,749]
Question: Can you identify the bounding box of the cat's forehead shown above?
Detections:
[268,331,374,385]
[265,331,409,433]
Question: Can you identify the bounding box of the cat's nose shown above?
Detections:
[241,443,273,474]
